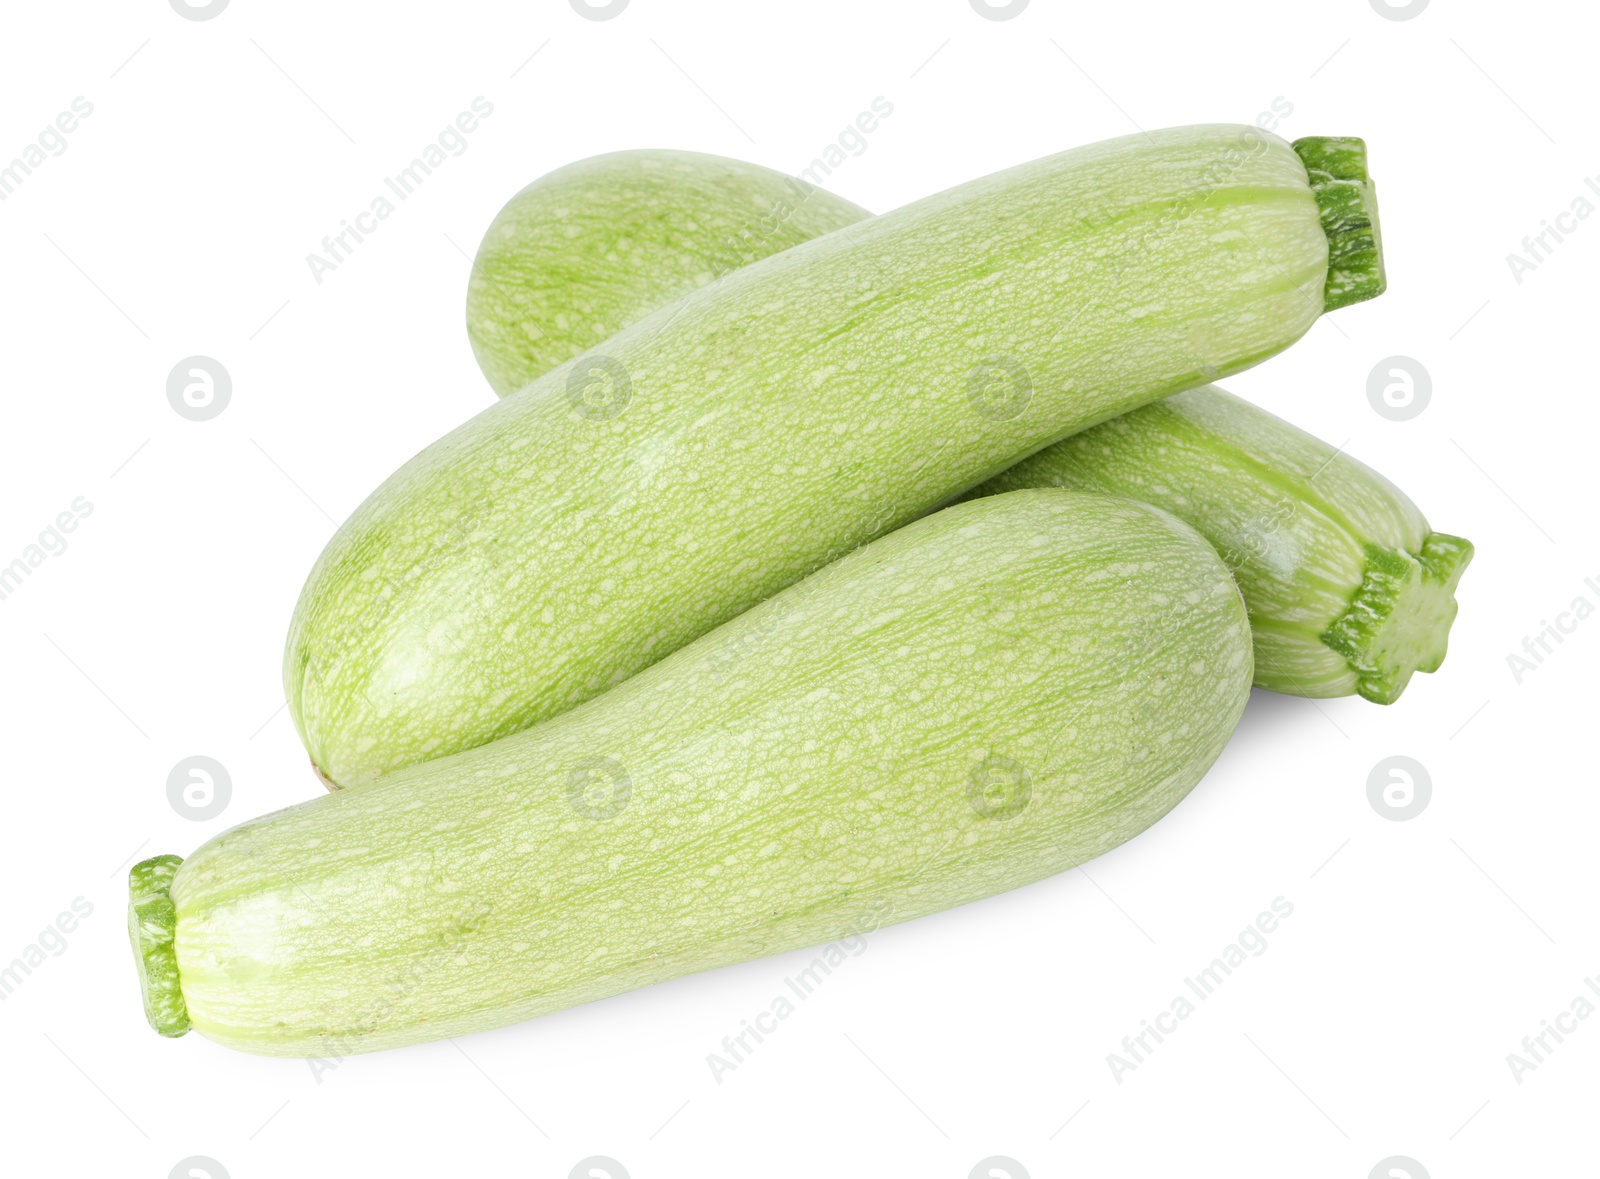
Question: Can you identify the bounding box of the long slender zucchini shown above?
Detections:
[464,145,1464,703]
[291,125,1382,786]
[138,490,1254,1055]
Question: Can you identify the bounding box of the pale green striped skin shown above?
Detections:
[164,491,1252,1055]
[461,144,1462,704]
[974,387,1472,702]
[291,125,1330,786]
[467,150,871,397]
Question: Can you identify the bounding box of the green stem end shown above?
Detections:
[1293,136,1386,313]
[1320,532,1475,705]
[129,854,190,1038]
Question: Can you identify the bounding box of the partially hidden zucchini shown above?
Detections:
[467,150,871,397]
[973,387,1472,702]
[140,490,1254,1055]
[292,125,1382,786]
[464,144,1465,703]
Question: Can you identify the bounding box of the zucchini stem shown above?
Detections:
[128,854,190,1038]
[1293,136,1386,312]
[1320,533,1475,704]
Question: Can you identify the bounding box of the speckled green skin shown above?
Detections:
[459,146,1431,706]
[975,387,1472,702]
[467,150,871,397]
[172,491,1252,1055]
[290,124,1328,786]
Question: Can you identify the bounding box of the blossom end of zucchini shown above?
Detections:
[1293,136,1386,313]
[1320,532,1475,705]
[128,854,191,1039]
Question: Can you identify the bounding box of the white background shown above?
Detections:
[0,1,1594,1175]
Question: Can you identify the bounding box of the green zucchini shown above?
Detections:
[291,124,1382,786]
[972,387,1472,702]
[140,490,1254,1055]
[464,146,1464,703]
[467,150,870,397]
